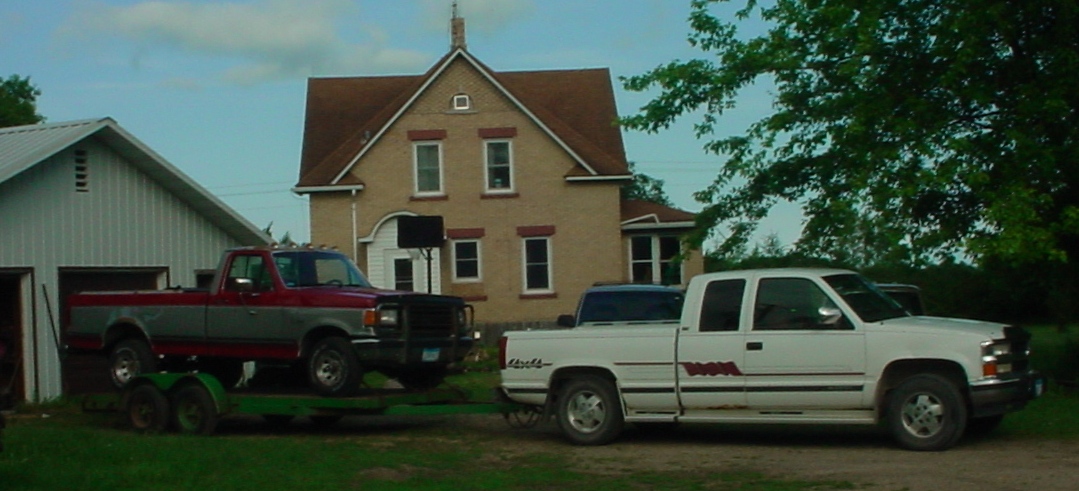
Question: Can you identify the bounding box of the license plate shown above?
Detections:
[422,348,441,362]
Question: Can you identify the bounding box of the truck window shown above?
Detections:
[753,278,850,331]
[225,255,272,292]
[699,279,745,331]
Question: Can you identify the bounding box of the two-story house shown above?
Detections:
[294,17,703,328]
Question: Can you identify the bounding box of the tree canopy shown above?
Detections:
[0,75,44,128]
[622,0,1079,269]
[621,162,675,207]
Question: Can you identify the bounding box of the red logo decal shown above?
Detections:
[680,361,743,377]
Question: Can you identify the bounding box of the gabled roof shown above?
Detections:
[0,118,270,245]
[296,49,632,190]
[621,199,697,231]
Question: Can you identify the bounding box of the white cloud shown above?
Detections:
[419,0,535,36]
[57,0,432,85]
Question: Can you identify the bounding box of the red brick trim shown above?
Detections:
[478,127,517,139]
[519,293,558,300]
[480,192,519,200]
[517,225,555,237]
[408,129,447,141]
[446,228,485,239]
[461,295,488,302]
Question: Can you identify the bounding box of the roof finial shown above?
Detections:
[451,1,466,50]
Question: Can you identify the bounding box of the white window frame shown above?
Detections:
[522,237,553,293]
[413,141,444,196]
[452,239,482,283]
[452,94,471,110]
[629,235,684,285]
[483,139,514,193]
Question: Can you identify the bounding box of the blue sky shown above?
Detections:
[2,0,799,247]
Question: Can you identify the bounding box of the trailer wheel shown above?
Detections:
[557,376,624,446]
[308,337,362,397]
[171,384,219,435]
[125,384,169,433]
[109,339,157,389]
[886,374,967,451]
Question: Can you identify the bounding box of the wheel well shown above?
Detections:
[103,324,148,352]
[546,367,618,411]
[299,326,350,358]
[876,359,970,414]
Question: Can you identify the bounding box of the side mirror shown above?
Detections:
[233,277,255,293]
[556,314,576,327]
[818,306,843,326]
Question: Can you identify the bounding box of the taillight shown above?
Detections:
[498,336,508,370]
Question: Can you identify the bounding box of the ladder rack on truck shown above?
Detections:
[82,373,529,436]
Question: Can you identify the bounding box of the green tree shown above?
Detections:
[0,75,44,128]
[622,0,1079,271]
[621,161,675,207]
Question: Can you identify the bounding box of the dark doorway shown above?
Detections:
[59,269,164,395]
[0,273,25,400]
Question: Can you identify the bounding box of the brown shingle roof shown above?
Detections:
[621,199,696,226]
[297,50,629,187]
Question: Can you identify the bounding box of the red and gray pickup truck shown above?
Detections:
[66,246,473,396]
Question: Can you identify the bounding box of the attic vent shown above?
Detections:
[452,94,471,111]
[74,149,89,193]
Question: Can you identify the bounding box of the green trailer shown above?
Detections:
[82,373,531,436]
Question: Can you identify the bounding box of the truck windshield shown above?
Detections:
[273,251,372,288]
[823,273,909,322]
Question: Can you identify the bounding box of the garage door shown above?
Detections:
[59,269,164,395]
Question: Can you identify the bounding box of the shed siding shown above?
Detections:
[0,139,242,400]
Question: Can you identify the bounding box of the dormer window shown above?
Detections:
[452,94,471,111]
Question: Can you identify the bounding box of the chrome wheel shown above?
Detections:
[900,393,945,438]
[566,390,607,434]
[312,350,345,387]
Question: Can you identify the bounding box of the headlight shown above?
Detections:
[981,340,1013,376]
[364,308,399,327]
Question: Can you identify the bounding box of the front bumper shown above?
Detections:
[969,370,1046,418]
[351,335,475,366]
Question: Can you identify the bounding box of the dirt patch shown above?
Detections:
[448,415,1079,491]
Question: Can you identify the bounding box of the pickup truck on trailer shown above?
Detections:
[67,246,474,396]
[500,268,1045,451]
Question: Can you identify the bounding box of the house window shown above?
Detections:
[453,240,481,282]
[630,235,683,285]
[452,94,471,110]
[485,140,513,191]
[393,258,415,291]
[522,237,552,292]
[414,142,442,194]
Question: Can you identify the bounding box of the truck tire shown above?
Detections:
[171,384,219,435]
[109,339,157,389]
[886,374,968,451]
[556,376,624,446]
[308,337,362,397]
[125,384,169,433]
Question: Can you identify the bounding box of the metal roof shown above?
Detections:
[0,118,271,245]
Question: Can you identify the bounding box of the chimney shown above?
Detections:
[451,2,466,50]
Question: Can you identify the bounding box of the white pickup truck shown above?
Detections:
[499,268,1045,451]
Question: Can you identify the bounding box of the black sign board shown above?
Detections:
[397,215,445,248]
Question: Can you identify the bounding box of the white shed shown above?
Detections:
[0,118,270,402]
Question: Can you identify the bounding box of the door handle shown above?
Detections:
[746,341,763,351]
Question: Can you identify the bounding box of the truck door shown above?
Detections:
[205,253,289,358]
[743,276,867,409]
[676,278,747,413]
